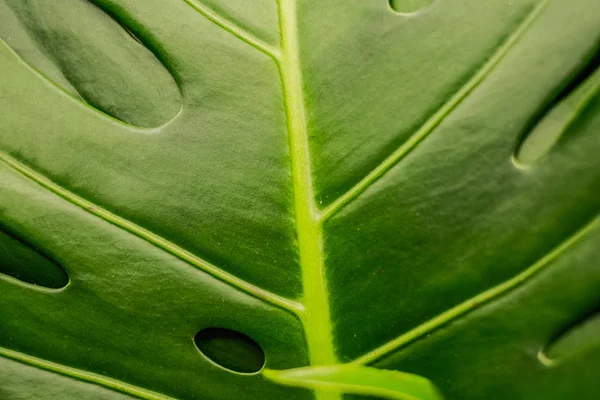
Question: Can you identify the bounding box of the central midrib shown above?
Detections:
[277,1,340,400]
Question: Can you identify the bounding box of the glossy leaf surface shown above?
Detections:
[1,0,600,399]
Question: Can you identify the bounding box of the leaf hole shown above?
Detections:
[389,0,434,14]
[1,0,182,128]
[0,228,68,289]
[543,308,600,363]
[194,328,265,374]
[515,49,600,165]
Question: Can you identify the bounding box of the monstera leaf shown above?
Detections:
[1,0,600,399]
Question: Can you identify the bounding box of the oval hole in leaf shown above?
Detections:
[194,328,265,374]
[516,51,600,165]
[0,229,68,289]
[389,0,434,14]
[545,309,600,361]
[0,0,181,128]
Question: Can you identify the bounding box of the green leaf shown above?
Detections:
[1,0,600,399]
[264,365,444,400]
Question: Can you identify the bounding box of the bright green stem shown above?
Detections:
[278,1,340,399]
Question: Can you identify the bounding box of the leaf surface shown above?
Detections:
[1,0,600,399]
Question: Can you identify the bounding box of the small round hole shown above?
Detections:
[389,0,434,14]
[194,328,265,374]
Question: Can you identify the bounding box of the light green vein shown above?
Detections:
[320,0,549,221]
[352,212,600,366]
[277,0,339,399]
[0,152,303,313]
[183,0,281,60]
[0,347,174,400]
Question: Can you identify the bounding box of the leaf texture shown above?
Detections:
[1,0,600,399]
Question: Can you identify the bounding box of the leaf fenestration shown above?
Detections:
[2,0,600,399]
